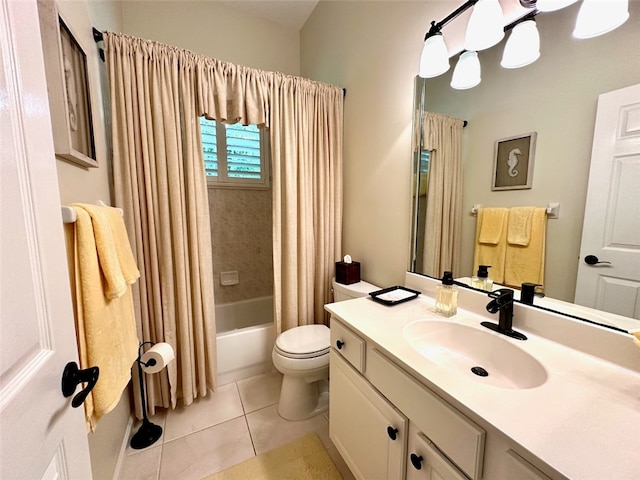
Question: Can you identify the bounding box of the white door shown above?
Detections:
[574,83,640,320]
[0,0,92,478]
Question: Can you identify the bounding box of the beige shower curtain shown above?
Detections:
[105,34,217,414]
[105,32,344,414]
[421,112,464,278]
[269,76,344,333]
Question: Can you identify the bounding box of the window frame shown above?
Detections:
[200,118,270,190]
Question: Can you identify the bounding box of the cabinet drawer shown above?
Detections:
[330,318,365,372]
[366,348,485,480]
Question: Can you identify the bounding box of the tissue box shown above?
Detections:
[335,261,361,285]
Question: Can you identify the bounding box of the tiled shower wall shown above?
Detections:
[208,187,274,305]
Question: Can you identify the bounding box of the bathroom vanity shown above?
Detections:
[325,273,640,480]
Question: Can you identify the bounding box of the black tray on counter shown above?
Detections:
[369,286,420,306]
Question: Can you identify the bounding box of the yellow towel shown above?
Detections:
[473,208,509,284]
[70,206,139,431]
[478,207,509,244]
[504,207,547,288]
[507,207,536,246]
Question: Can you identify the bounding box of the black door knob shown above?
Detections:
[61,361,99,408]
[386,426,399,440]
[584,255,611,265]
[335,340,345,350]
[410,453,424,470]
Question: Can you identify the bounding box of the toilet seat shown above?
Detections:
[274,324,330,359]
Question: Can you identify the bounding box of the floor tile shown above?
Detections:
[158,416,255,480]
[236,370,282,414]
[245,404,332,454]
[119,445,161,480]
[162,383,244,442]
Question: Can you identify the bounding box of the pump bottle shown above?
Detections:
[471,265,493,292]
[436,271,458,317]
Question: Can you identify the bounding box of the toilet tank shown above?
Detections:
[332,278,380,302]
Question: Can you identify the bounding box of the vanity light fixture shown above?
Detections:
[451,51,482,89]
[419,0,629,83]
[501,14,541,69]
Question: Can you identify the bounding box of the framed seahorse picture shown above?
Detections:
[492,133,537,191]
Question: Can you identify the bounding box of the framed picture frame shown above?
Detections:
[37,0,100,168]
[492,132,537,191]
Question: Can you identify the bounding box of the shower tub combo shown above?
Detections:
[215,295,275,385]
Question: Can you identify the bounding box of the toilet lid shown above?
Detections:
[275,324,330,357]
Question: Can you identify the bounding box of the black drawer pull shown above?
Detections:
[387,426,399,440]
[410,453,423,470]
[336,340,345,350]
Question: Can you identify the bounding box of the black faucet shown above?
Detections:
[481,288,527,340]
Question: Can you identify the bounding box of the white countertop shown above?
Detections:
[325,292,640,480]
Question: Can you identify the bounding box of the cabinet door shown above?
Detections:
[406,423,467,480]
[330,351,407,480]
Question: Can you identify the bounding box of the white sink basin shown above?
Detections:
[403,320,547,389]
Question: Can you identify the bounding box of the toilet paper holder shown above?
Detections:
[130,341,174,450]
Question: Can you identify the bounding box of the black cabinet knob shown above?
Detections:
[386,426,399,441]
[410,453,424,470]
[336,340,345,350]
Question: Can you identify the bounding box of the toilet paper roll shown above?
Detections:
[140,342,175,374]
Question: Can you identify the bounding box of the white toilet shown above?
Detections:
[272,278,379,420]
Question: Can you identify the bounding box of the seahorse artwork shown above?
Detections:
[507,147,522,178]
[63,56,79,132]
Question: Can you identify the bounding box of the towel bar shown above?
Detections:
[471,203,559,219]
[62,201,124,224]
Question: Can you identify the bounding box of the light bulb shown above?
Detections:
[573,0,629,39]
[501,20,540,69]
[464,0,505,52]
[451,51,481,90]
[419,34,450,78]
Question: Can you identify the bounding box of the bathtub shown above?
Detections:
[216,296,275,385]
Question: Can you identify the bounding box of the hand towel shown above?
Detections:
[72,203,139,298]
[478,207,509,245]
[473,208,509,284]
[70,206,139,431]
[504,207,547,288]
[507,207,536,246]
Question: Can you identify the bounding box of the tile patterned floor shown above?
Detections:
[118,370,355,480]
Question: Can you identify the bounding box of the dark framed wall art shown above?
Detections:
[37,0,100,168]
[492,132,537,191]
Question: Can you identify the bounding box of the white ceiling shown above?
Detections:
[219,0,320,30]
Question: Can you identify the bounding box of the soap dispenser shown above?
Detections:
[471,265,493,292]
[436,271,458,317]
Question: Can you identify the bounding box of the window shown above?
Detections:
[200,117,269,188]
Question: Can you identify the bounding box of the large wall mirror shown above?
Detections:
[409,1,640,331]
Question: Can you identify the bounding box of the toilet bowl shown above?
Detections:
[272,278,379,421]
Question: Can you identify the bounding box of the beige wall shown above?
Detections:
[120,0,300,75]
[421,2,640,302]
[301,1,458,287]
